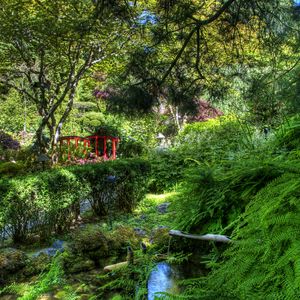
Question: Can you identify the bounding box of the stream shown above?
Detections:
[147,253,207,299]
[147,262,178,300]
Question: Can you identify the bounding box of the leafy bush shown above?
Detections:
[71,159,150,215]
[0,168,88,242]
[0,159,150,243]
[176,116,255,163]
[0,162,25,177]
[148,116,258,193]
[118,137,146,158]
[148,149,187,193]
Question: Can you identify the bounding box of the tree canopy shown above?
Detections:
[109,0,299,118]
[0,0,133,155]
[0,0,299,154]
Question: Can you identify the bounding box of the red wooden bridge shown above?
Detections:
[59,135,119,161]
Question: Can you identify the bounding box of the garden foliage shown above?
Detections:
[172,156,285,234]
[163,115,300,299]
[0,131,20,150]
[148,116,256,193]
[0,159,150,243]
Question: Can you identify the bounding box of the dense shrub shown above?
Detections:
[118,136,146,158]
[0,162,26,177]
[176,116,255,162]
[71,158,150,215]
[148,149,187,193]
[148,116,258,193]
[0,168,88,242]
[0,159,150,243]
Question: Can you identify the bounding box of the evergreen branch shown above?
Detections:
[160,0,238,84]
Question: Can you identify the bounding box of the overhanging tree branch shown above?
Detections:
[196,0,238,26]
[160,27,197,84]
[160,0,239,85]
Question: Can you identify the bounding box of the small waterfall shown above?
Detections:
[147,262,175,300]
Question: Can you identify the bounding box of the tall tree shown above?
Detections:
[0,0,132,156]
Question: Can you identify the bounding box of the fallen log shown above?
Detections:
[104,261,128,272]
[103,254,168,272]
[169,230,231,243]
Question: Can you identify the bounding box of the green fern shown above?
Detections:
[178,171,300,299]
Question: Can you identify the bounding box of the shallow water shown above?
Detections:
[147,262,178,300]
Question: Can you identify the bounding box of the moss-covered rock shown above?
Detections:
[150,227,170,250]
[37,293,58,300]
[68,258,95,274]
[23,253,51,277]
[0,248,28,284]
[107,225,141,255]
[54,290,68,299]
[61,250,95,274]
[69,225,109,255]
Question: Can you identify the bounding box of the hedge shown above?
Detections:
[0,159,150,243]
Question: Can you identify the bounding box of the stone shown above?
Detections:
[150,227,170,248]
[108,225,141,254]
[66,258,95,274]
[156,202,171,214]
[80,199,92,215]
[54,291,68,299]
[0,248,27,284]
[52,239,65,249]
[158,225,169,229]
[31,240,65,258]
[133,227,146,237]
[24,253,51,276]
[38,293,57,300]
[70,226,109,254]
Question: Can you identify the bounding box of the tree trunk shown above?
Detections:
[35,122,49,155]
[51,83,78,163]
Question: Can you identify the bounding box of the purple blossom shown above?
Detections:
[189,100,223,122]
[0,131,20,150]
[93,89,110,100]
